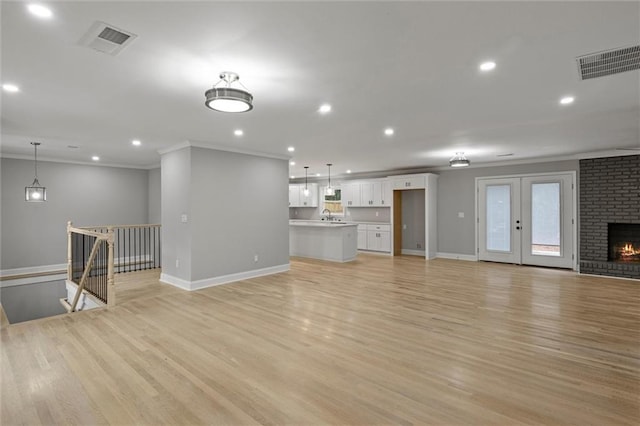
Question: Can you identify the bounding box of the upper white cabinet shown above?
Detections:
[342,183,361,207]
[289,185,300,207]
[343,179,391,207]
[393,175,425,190]
[289,183,318,207]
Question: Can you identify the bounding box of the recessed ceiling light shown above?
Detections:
[287,146,295,152]
[479,61,496,71]
[91,156,100,161]
[384,127,394,136]
[290,175,295,179]
[316,173,321,177]
[346,169,352,174]
[290,161,296,166]
[319,104,332,114]
[560,96,575,105]
[2,83,19,93]
[27,4,53,19]
[131,139,141,146]
[234,129,243,136]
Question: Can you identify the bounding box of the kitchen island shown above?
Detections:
[289,221,358,262]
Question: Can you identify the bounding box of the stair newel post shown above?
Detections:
[67,221,73,281]
[107,227,115,307]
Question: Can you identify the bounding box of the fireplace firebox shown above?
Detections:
[608,223,640,262]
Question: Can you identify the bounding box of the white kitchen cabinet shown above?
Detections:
[360,182,374,206]
[289,185,300,207]
[342,183,361,207]
[360,224,391,252]
[380,180,392,206]
[298,183,318,207]
[357,225,368,250]
[344,179,392,207]
[289,183,318,207]
[393,175,425,190]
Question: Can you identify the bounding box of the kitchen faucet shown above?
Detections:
[322,208,333,221]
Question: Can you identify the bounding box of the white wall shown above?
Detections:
[1,158,149,270]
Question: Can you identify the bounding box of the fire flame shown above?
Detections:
[620,243,640,257]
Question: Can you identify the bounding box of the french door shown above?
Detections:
[478,173,575,269]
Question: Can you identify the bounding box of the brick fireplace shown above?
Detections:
[579,155,640,279]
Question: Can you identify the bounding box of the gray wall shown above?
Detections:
[401,189,425,250]
[1,158,149,269]
[0,280,66,323]
[190,148,289,280]
[161,148,192,281]
[148,168,161,224]
[161,146,289,283]
[437,159,579,255]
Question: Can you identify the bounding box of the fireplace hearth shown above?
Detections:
[608,223,640,262]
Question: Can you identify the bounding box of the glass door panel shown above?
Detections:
[486,185,511,252]
[478,178,521,264]
[530,182,561,257]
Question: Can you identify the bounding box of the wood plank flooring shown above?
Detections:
[2,255,639,425]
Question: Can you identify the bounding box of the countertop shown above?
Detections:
[289,219,391,225]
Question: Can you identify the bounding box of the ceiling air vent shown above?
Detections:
[576,45,640,80]
[79,21,137,56]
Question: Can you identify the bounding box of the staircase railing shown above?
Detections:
[64,222,161,312]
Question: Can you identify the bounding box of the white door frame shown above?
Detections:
[475,171,577,270]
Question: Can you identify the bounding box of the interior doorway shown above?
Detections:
[393,189,426,257]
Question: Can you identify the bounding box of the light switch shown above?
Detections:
[458,212,465,218]
[181,214,188,223]
[402,224,407,230]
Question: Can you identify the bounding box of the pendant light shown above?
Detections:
[204,71,253,113]
[449,152,470,168]
[25,142,46,202]
[303,166,310,196]
[325,163,334,196]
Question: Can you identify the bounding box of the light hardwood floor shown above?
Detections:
[2,255,639,425]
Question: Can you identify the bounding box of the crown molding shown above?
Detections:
[158,140,291,161]
[0,153,159,170]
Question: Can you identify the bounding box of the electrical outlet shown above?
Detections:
[458,212,465,218]
[375,211,379,217]
[181,214,188,223]
[175,259,179,268]
[254,254,259,263]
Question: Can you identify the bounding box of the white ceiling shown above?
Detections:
[2,1,639,177]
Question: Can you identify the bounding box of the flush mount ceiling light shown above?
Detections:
[449,152,470,168]
[25,142,46,202]
[325,163,335,195]
[204,72,253,113]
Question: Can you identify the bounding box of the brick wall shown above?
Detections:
[579,155,640,279]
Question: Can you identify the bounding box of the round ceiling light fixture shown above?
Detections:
[205,72,253,113]
[449,152,470,168]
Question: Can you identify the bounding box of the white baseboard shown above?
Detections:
[436,252,478,261]
[401,249,426,256]
[160,263,291,291]
[0,263,67,288]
